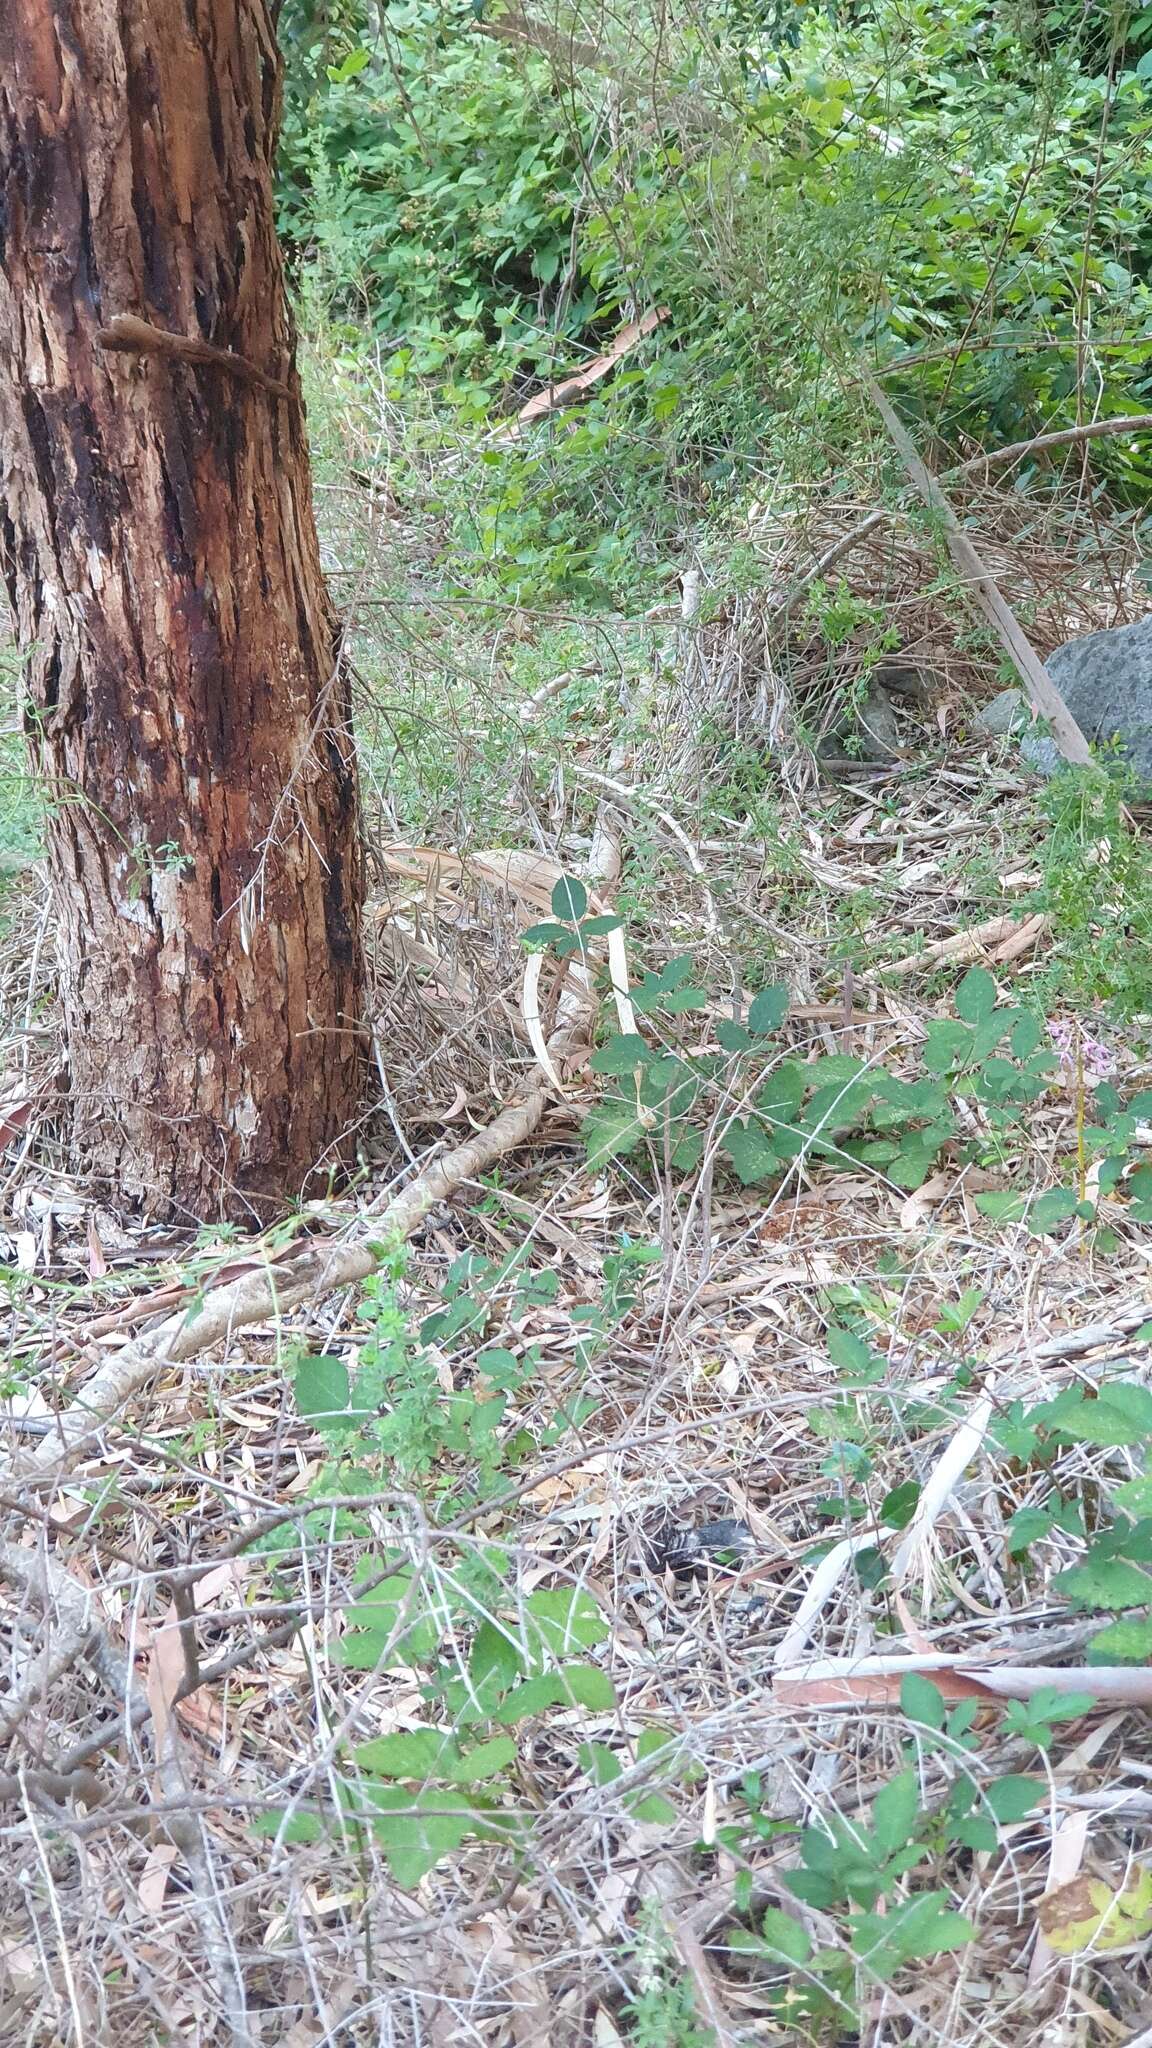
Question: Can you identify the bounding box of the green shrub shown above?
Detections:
[279,0,1152,605]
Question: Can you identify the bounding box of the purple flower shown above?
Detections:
[1049,1020,1115,1081]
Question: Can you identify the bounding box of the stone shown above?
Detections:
[974,688,1028,738]
[873,660,939,702]
[1045,616,1152,781]
[974,617,1152,783]
[1041,610,1147,778]
[1020,733,1066,779]
[818,661,939,769]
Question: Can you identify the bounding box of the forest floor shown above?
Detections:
[2,380,1152,2048]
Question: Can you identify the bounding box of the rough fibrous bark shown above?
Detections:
[0,0,364,1217]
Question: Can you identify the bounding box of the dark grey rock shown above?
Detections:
[975,688,1028,738]
[1044,616,1152,781]
[816,661,942,771]
[818,678,907,767]
[1020,734,1066,778]
[873,661,941,702]
[854,681,905,760]
[973,618,1152,783]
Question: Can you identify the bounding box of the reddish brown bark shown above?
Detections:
[0,0,364,1218]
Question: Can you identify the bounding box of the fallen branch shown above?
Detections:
[473,9,610,78]
[946,410,1152,483]
[491,309,669,441]
[865,911,1049,980]
[890,1388,999,1592]
[0,1538,148,1800]
[769,507,892,615]
[861,366,1092,766]
[5,1094,551,1486]
[773,1525,882,1670]
[992,911,1050,964]
[774,1655,1152,1710]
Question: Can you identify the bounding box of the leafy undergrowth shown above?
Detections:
[4,971,1152,2042]
[4,364,1152,2048]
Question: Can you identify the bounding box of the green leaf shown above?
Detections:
[294,1351,351,1426]
[327,46,372,82]
[1113,1475,1152,1519]
[590,1034,652,1075]
[638,1057,696,1111]
[358,1785,474,1887]
[493,1673,564,1723]
[552,876,588,921]
[756,1060,806,1120]
[1097,1382,1152,1433]
[632,1792,678,1823]
[671,1131,704,1171]
[881,1481,921,1530]
[722,1119,782,1186]
[579,1740,621,1786]
[785,1868,839,1910]
[1112,1517,1152,1562]
[856,1139,899,1166]
[1055,1556,1152,1610]
[715,1018,752,1052]
[252,1809,323,1844]
[1052,1382,1152,1448]
[900,1672,945,1730]
[948,1698,979,1741]
[583,1100,646,1165]
[1029,1187,1081,1235]
[526,1586,608,1653]
[922,1020,974,1073]
[955,966,997,1024]
[470,1619,525,1697]
[854,1545,888,1591]
[579,914,623,936]
[1006,1506,1057,1553]
[748,983,790,1034]
[636,1726,676,1760]
[871,1768,920,1857]
[976,1056,1022,1102]
[888,1144,941,1190]
[446,1737,517,1784]
[1087,1619,1152,1664]
[850,1893,972,1981]
[827,1325,875,1376]
[333,1628,392,1671]
[1010,1013,1042,1057]
[554,1663,616,1710]
[984,1775,1043,1822]
[336,1575,440,1670]
[750,1908,813,1966]
[806,1053,865,1086]
[796,1825,842,1877]
[1002,1689,1097,1746]
[522,920,572,947]
[974,1191,1028,1222]
[804,1077,875,1136]
[354,1729,454,1779]
[661,987,708,1013]
[954,1815,998,1852]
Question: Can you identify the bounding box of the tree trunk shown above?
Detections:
[0,0,364,1219]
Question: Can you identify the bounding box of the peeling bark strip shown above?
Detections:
[0,0,365,1217]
